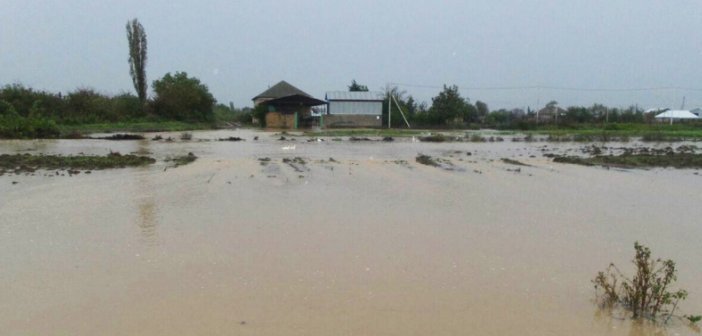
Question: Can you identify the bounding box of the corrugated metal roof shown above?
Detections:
[325,91,385,101]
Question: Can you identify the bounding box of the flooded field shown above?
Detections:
[1,129,701,335]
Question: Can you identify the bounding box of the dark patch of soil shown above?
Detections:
[349,137,373,142]
[218,137,245,142]
[419,135,449,142]
[92,133,146,140]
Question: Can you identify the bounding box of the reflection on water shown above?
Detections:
[137,198,158,245]
[133,139,153,156]
[135,140,159,246]
[592,301,701,335]
[628,319,668,336]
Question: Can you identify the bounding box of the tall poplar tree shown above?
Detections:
[126,19,147,104]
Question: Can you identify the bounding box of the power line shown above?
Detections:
[388,82,702,93]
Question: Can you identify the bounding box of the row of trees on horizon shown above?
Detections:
[349,80,663,129]
[1,18,694,138]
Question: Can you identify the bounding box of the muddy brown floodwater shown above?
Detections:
[1,129,701,335]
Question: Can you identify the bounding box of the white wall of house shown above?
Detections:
[328,101,382,115]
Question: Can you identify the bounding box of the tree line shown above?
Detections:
[367,81,687,129]
[0,73,216,138]
[0,18,216,138]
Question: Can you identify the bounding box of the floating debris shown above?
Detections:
[501,158,531,166]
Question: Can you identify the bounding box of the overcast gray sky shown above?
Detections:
[2,0,702,110]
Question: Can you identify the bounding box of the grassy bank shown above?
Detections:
[0,152,155,175]
[57,121,219,135]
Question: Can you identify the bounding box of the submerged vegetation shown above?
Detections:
[415,154,440,167]
[165,152,197,167]
[0,152,155,175]
[593,242,699,324]
[553,151,702,169]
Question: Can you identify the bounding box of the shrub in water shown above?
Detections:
[593,242,695,323]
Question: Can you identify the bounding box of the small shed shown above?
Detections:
[252,81,326,129]
[324,91,384,128]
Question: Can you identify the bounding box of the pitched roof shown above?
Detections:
[266,94,327,107]
[655,110,699,119]
[252,81,312,100]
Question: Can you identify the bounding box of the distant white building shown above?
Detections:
[654,110,699,124]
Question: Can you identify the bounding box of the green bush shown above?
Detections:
[111,93,143,120]
[252,104,268,127]
[0,84,147,125]
[0,114,60,139]
[151,72,216,121]
[65,89,117,123]
[0,100,18,117]
[0,84,65,118]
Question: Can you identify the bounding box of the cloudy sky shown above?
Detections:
[2,0,702,110]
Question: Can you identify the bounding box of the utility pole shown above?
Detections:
[388,91,392,129]
[392,94,411,128]
[605,108,609,124]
